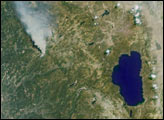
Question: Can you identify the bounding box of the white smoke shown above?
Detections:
[14,1,52,57]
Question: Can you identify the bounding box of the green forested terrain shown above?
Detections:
[1,1,161,119]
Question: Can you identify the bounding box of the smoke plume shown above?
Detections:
[14,1,52,57]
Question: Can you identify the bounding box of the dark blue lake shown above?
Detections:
[112,51,144,106]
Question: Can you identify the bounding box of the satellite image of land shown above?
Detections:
[1,1,163,119]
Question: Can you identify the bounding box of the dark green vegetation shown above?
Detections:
[155,41,161,50]
[1,1,158,119]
